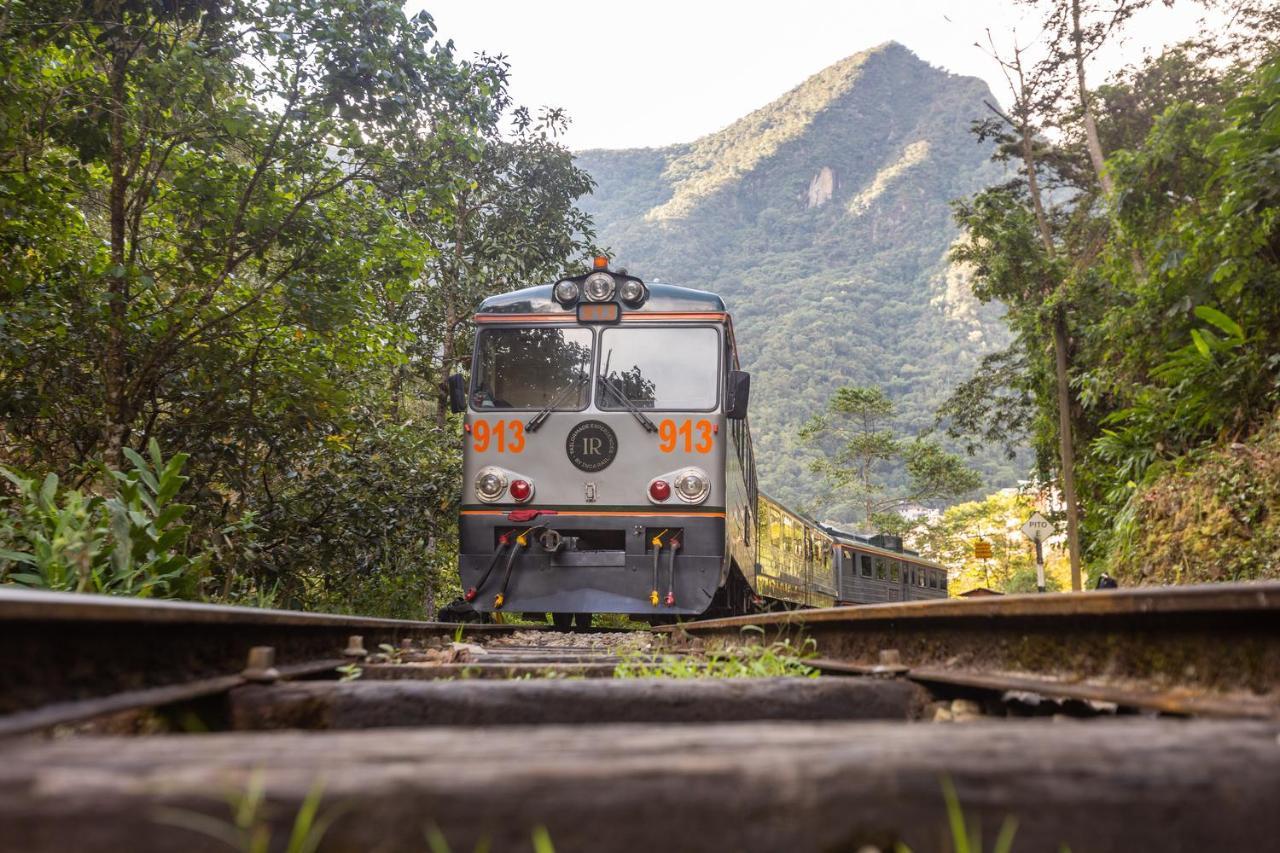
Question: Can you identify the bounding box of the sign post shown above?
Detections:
[1020,512,1054,593]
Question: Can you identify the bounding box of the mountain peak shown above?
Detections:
[574,48,1010,517]
[643,43,938,222]
[646,46,895,222]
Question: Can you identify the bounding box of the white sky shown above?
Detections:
[404,1,1223,150]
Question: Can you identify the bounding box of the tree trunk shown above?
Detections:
[1070,0,1114,196]
[103,29,131,469]
[1068,0,1146,283]
[1053,309,1084,590]
[423,535,437,619]
[1016,79,1086,591]
[437,311,455,427]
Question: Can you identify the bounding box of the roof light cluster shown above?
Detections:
[554,258,647,309]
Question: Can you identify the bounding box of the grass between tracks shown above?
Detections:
[614,629,819,679]
[155,772,1034,852]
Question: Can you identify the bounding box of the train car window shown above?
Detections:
[471,327,593,410]
[890,561,900,582]
[597,327,719,410]
[860,553,872,577]
[875,557,887,580]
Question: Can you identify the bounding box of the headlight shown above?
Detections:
[617,278,646,305]
[475,467,507,502]
[673,468,710,503]
[554,279,579,304]
[583,272,615,302]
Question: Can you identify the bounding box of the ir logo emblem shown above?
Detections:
[566,420,618,472]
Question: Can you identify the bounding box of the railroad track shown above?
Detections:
[665,581,1280,719]
[2,584,1279,851]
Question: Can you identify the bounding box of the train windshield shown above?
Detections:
[471,327,593,410]
[597,327,719,410]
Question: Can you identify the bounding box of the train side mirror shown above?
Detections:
[446,374,467,414]
[726,370,751,420]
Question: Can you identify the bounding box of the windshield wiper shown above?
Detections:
[599,375,658,433]
[525,374,587,433]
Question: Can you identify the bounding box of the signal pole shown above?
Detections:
[1021,513,1053,594]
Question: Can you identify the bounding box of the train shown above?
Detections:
[445,259,947,627]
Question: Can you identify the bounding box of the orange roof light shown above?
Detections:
[592,255,609,270]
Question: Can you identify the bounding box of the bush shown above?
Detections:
[1109,412,1280,585]
[0,440,215,598]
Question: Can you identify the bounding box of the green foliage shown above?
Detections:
[895,777,1018,853]
[1106,412,1280,585]
[942,41,1280,582]
[802,384,981,524]
[0,1,596,614]
[915,487,1072,594]
[0,440,212,597]
[156,771,334,853]
[1080,53,1280,569]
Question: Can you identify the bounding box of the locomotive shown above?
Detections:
[445,259,947,627]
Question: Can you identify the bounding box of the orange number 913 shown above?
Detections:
[471,420,525,453]
[658,419,713,453]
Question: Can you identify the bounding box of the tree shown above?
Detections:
[383,97,598,424]
[801,385,981,528]
[944,31,1087,589]
[0,1,599,614]
[942,15,1280,586]
[913,488,1070,595]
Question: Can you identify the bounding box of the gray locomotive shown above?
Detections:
[446,261,946,626]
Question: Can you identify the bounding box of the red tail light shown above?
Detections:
[649,480,671,502]
[509,479,532,502]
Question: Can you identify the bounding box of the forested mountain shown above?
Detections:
[577,43,1016,521]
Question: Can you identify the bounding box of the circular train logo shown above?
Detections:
[566,420,618,472]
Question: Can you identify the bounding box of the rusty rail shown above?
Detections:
[0,588,539,733]
[667,582,1280,718]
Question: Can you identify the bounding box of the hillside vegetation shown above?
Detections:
[578,43,1017,522]
[938,6,1279,587]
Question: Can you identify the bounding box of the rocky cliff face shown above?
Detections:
[575,43,1014,520]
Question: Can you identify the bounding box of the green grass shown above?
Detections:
[155,771,336,853]
[154,770,1054,853]
[894,777,1021,853]
[615,630,818,679]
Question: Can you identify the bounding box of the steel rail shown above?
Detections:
[0,588,542,729]
[667,581,1280,718]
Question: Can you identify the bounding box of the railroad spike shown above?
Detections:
[242,646,280,683]
[343,635,367,658]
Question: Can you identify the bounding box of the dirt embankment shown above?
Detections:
[1115,414,1280,585]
